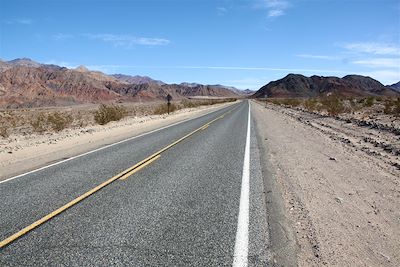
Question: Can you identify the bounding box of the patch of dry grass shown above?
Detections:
[0,98,237,138]
[266,96,400,117]
[94,104,127,125]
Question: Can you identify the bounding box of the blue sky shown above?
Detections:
[1,0,399,89]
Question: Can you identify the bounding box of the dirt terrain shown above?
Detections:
[252,100,399,266]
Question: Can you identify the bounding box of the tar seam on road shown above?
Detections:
[233,103,250,267]
[0,103,238,185]
[0,105,239,249]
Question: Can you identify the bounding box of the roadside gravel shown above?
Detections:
[252,100,399,266]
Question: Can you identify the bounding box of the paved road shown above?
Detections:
[0,100,270,266]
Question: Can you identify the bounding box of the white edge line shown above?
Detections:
[0,104,235,185]
[232,101,250,267]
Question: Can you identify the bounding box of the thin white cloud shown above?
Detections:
[359,70,400,85]
[53,33,74,41]
[223,77,266,89]
[173,65,346,73]
[296,54,338,60]
[44,60,77,69]
[217,7,228,15]
[85,34,170,48]
[4,18,33,25]
[268,0,289,9]
[352,58,400,68]
[268,10,284,17]
[255,0,290,18]
[49,64,346,74]
[342,42,400,56]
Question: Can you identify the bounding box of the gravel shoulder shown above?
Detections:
[251,100,400,266]
[0,102,236,181]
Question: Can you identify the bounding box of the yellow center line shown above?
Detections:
[0,103,240,249]
[201,124,210,130]
[120,155,161,180]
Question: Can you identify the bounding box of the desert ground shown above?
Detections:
[252,100,399,266]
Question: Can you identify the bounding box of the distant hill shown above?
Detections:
[0,58,240,108]
[209,85,254,95]
[253,74,400,98]
[388,81,400,92]
[112,74,165,86]
[8,57,41,68]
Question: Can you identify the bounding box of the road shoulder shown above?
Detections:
[251,101,298,267]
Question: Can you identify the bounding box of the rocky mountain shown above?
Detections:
[112,74,165,86]
[0,65,123,107]
[0,58,240,108]
[388,81,400,91]
[8,58,41,68]
[253,74,400,98]
[243,89,255,95]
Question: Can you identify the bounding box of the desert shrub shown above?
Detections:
[30,113,47,133]
[303,98,319,111]
[94,104,127,125]
[181,99,197,108]
[282,98,301,107]
[364,96,375,107]
[0,127,9,138]
[0,113,11,138]
[383,98,400,116]
[320,96,346,116]
[47,112,73,132]
[152,103,177,115]
[268,98,301,107]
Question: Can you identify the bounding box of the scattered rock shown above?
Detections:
[334,197,343,204]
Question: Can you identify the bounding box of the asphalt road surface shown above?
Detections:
[0,100,270,266]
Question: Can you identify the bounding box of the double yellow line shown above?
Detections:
[0,104,238,249]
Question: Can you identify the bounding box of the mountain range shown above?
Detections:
[0,58,246,108]
[1,58,398,108]
[253,74,400,98]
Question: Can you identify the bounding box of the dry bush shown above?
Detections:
[0,127,9,138]
[267,98,301,107]
[383,98,400,116]
[320,96,346,116]
[152,103,177,115]
[303,98,319,111]
[364,96,375,107]
[181,99,198,108]
[0,112,11,138]
[94,104,127,125]
[30,113,47,133]
[47,112,74,132]
[281,98,301,107]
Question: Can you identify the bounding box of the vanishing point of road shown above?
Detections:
[0,100,270,266]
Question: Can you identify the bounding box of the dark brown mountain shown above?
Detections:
[253,74,400,98]
[388,81,400,92]
[0,58,240,108]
